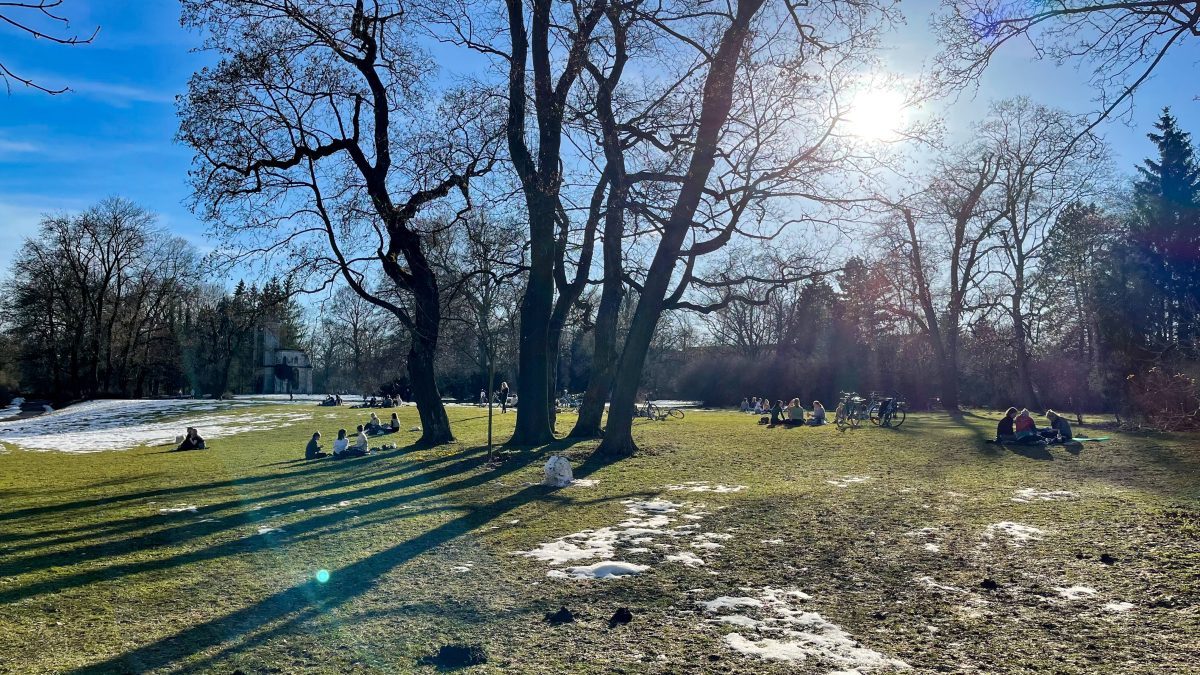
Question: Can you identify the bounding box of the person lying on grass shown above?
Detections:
[176,427,206,451]
[306,432,328,460]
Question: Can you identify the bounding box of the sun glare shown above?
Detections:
[844,89,909,142]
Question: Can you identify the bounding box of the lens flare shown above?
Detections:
[316,569,331,583]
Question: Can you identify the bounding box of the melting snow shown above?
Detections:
[158,504,198,514]
[699,587,909,671]
[570,479,599,487]
[915,576,964,593]
[0,397,314,453]
[923,543,941,553]
[1056,586,1098,601]
[0,397,24,421]
[1103,601,1134,613]
[761,538,785,545]
[256,526,282,535]
[666,551,706,567]
[983,521,1044,545]
[827,476,871,488]
[664,482,747,493]
[623,499,683,514]
[547,561,648,579]
[1011,488,1079,503]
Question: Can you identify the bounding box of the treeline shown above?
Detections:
[0,199,305,404]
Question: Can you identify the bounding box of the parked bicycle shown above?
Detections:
[557,392,584,412]
[835,391,868,431]
[868,393,907,428]
[636,399,685,421]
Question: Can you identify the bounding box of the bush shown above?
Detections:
[1126,368,1200,431]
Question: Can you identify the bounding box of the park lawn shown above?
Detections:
[0,405,1197,674]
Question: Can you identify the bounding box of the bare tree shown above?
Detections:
[179,0,497,445]
[935,0,1199,135]
[0,0,98,94]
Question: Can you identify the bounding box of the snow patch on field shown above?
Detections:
[158,504,198,514]
[0,397,314,452]
[826,475,870,488]
[915,576,964,594]
[1103,601,1134,613]
[983,521,1044,545]
[1011,488,1078,503]
[698,587,908,671]
[514,498,729,579]
[0,397,24,421]
[547,561,648,579]
[570,479,599,487]
[1056,585,1098,601]
[664,482,747,493]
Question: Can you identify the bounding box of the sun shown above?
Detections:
[844,88,909,142]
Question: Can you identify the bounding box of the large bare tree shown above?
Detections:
[179,0,497,445]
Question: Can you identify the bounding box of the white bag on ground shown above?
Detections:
[543,455,573,487]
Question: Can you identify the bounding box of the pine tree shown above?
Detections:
[1131,108,1200,351]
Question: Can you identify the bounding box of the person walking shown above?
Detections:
[499,381,511,414]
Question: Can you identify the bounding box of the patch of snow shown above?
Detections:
[761,538,785,545]
[1055,586,1098,601]
[516,536,616,565]
[826,475,871,488]
[664,482,747,493]
[699,532,734,541]
[623,499,683,514]
[0,397,24,421]
[702,587,909,671]
[452,564,475,573]
[983,521,1044,545]
[1103,601,1134,613]
[570,479,599,487]
[1011,488,1078,503]
[923,543,941,553]
[547,561,648,579]
[158,504,198,513]
[697,596,764,612]
[692,541,725,551]
[666,551,706,567]
[256,526,282,535]
[0,397,313,453]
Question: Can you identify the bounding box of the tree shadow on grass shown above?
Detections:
[0,444,523,593]
[61,441,610,675]
[0,441,466,544]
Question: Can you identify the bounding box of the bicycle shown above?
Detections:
[868,394,907,428]
[636,399,685,421]
[556,392,584,412]
[835,391,868,431]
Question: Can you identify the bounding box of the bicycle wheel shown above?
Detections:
[890,408,906,428]
[868,404,881,425]
[849,411,861,428]
[667,408,684,419]
[646,404,661,420]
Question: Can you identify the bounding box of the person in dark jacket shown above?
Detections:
[305,432,328,459]
[177,427,207,451]
[996,407,1018,442]
[1044,410,1074,443]
[769,399,785,426]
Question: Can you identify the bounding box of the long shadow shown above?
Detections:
[1,439,599,603]
[0,444,470,549]
[0,446,507,588]
[0,439,440,526]
[63,442,609,674]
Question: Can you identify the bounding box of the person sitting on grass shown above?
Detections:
[388,412,400,433]
[768,399,786,426]
[305,432,328,459]
[332,428,368,459]
[996,407,1018,442]
[366,412,385,434]
[786,398,806,426]
[355,424,369,451]
[1043,410,1074,444]
[810,401,827,425]
[177,427,207,451]
[740,397,750,412]
[1013,408,1045,445]
[332,428,350,455]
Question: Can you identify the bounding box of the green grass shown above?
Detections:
[1,405,1197,674]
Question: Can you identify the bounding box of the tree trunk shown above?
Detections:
[1011,297,1042,410]
[570,222,624,438]
[510,194,558,445]
[408,330,453,446]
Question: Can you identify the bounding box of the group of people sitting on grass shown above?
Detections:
[175,427,207,451]
[742,397,827,427]
[319,394,343,406]
[995,407,1074,445]
[353,394,402,409]
[305,411,402,460]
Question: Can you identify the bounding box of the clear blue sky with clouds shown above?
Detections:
[0,0,1196,276]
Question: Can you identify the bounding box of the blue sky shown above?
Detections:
[0,0,1196,276]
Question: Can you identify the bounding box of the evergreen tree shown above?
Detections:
[1131,108,1200,352]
